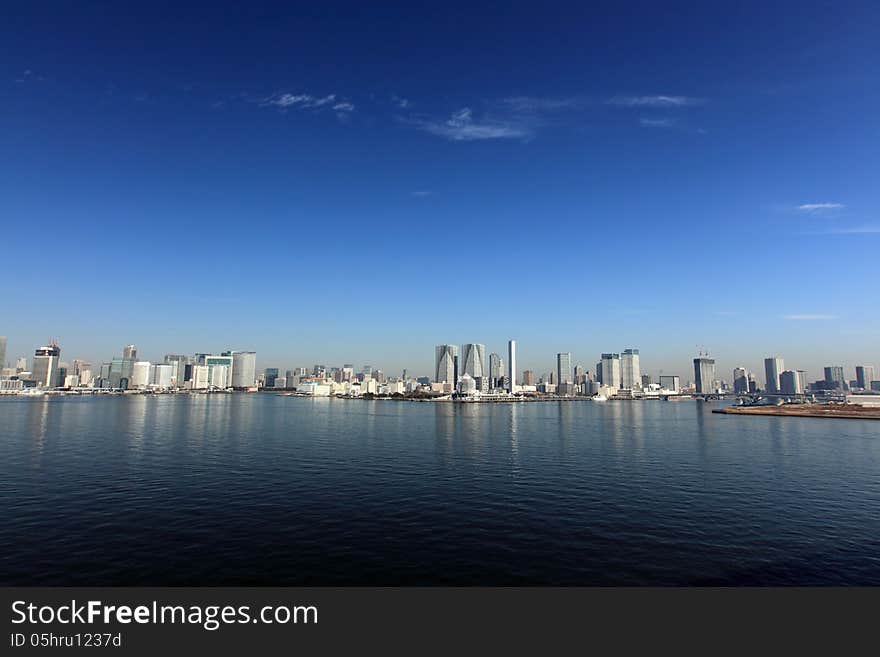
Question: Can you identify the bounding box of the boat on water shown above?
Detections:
[592,394,608,402]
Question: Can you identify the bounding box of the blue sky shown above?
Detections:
[2,1,879,382]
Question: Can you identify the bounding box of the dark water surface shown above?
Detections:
[1,395,878,585]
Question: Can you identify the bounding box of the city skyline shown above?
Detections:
[3,3,880,376]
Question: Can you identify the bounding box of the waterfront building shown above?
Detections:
[190,365,209,389]
[508,339,517,392]
[824,366,846,390]
[856,366,875,390]
[31,343,61,388]
[461,343,486,379]
[693,357,716,394]
[198,355,233,388]
[556,352,572,385]
[165,354,189,386]
[621,348,641,389]
[748,372,758,393]
[764,357,784,393]
[221,351,256,388]
[264,368,279,388]
[435,344,458,383]
[123,344,138,360]
[733,368,749,394]
[658,375,680,393]
[153,363,173,388]
[16,356,27,372]
[522,369,535,386]
[640,373,651,388]
[600,353,621,389]
[131,361,152,388]
[489,352,504,389]
[779,370,804,395]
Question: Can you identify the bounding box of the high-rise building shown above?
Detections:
[508,339,517,392]
[131,361,152,388]
[435,345,458,383]
[224,351,256,389]
[856,366,875,390]
[488,352,504,389]
[621,348,641,389]
[0,336,6,369]
[764,357,784,393]
[733,367,749,394]
[153,363,173,388]
[460,343,486,379]
[693,357,716,394]
[600,353,621,389]
[779,370,804,395]
[123,344,138,360]
[164,354,189,386]
[522,369,535,385]
[200,355,233,388]
[556,352,572,385]
[824,366,846,390]
[31,343,61,388]
[264,368,279,387]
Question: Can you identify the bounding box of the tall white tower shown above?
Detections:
[508,339,517,393]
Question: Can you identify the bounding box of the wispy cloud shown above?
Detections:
[783,314,837,321]
[409,108,529,141]
[501,96,584,112]
[608,95,703,107]
[392,95,410,109]
[260,92,354,112]
[639,117,674,128]
[797,202,844,212]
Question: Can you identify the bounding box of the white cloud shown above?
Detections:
[261,92,353,112]
[783,314,837,321]
[608,95,702,107]
[392,95,410,109]
[639,117,674,128]
[501,96,583,112]
[412,107,529,141]
[797,202,845,212]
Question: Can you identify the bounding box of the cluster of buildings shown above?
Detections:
[1,335,877,401]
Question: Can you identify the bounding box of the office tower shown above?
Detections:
[556,352,572,385]
[361,365,373,382]
[435,345,458,383]
[164,354,188,386]
[522,370,535,385]
[621,348,641,389]
[153,364,173,388]
[640,374,651,387]
[123,344,138,360]
[32,343,61,388]
[595,361,603,384]
[264,368,279,388]
[508,339,517,392]
[223,351,256,388]
[733,367,749,394]
[16,356,27,372]
[824,366,846,390]
[574,365,585,384]
[693,357,716,394]
[659,375,680,392]
[764,357,784,393]
[779,370,804,395]
[600,353,621,389]
[190,365,209,389]
[342,364,354,381]
[131,361,152,388]
[199,355,233,387]
[461,343,486,379]
[856,366,875,390]
[0,336,6,368]
[488,352,503,389]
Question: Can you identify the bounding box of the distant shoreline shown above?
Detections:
[713,404,880,420]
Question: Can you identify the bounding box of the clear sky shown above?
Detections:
[3,1,878,382]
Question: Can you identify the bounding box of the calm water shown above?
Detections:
[1,394,879,585]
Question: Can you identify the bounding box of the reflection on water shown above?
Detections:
[1,395,879,586]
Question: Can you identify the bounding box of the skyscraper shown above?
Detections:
[123,344,138,360]
[264,368,279,387]
[824,366,845,390]
[435,344,458,383]
[223,351,256,389]
[522,369,535,385]
[621,348,641,389]
[556,352,572,385]
[508,339,517,392]
[693,357,716,394]
[0,336,6,369]
[779,370,804,395]
[733,367,749,394]
[488,352,504,389]
[855,366,875,390]
[32,343,61,388]
[460,343,486,379]
[764,357,784,393]
[600,353,621,389]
